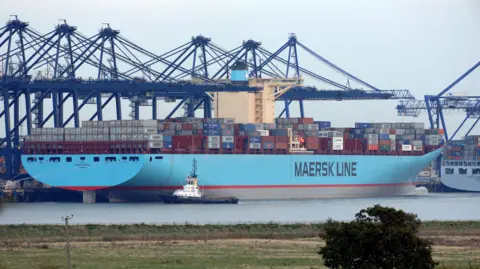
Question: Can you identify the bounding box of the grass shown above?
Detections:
[0,221,480,268]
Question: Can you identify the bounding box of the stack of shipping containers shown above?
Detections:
[22,117,444,155]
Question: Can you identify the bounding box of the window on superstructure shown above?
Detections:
[473,169,480,175]
[122,157,127,161]
[80,157,85,161]
[445,168,454,174]
[66,157,72,162]
[94,157,100,162]
[155,156,163,160]
[459,168,468,175]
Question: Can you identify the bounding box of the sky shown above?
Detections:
[0,0,479,137]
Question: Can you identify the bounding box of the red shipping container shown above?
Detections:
[275,136,288,143]
[299,118,314,124]
[261,136,275,143]
[173,135,202,149]
[306,137,319,150]
[319,138,331,151]
[389,129,396,135]
[235,136,247,150]
[368,144,379,151]
[275,142,288,149]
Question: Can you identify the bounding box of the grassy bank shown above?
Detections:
[1,221,480,268]
[2,221,480,243]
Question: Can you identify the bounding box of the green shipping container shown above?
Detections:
[379,145,391,151]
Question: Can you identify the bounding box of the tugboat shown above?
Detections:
[159,159,239,204]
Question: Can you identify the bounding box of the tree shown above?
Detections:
[318,204,437,269]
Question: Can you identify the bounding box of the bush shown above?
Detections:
[318,204,437,269]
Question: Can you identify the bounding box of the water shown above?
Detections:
[1,193,480,225]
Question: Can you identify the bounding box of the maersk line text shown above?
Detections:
[294,162,358,177]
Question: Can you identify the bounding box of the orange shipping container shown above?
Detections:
[368,144,379,151]
[379,140,390,145]
[438,129,445,135]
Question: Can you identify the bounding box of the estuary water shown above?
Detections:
[1,192,480,225]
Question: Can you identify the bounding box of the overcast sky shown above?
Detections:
[1,0,479,137]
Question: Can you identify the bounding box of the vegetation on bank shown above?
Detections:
[2,220,480,243]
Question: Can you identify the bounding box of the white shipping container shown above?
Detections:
[413,145,423,151]
[207,142,221,149]
[332,143,344,150]
[332,137,344,143]
[148,134,163,141]
[402,145,412,151]
[142,128,157,134]
[148,142,163,148]
[258,130,269,136]
[207,136,220,142]
[222,136,234,143]
[333,131,343,138]
[249,143,261,149]
[140,119,157,127]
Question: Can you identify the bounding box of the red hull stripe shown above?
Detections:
[58,183,416,191]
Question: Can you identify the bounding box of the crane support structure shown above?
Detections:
[1,16,414,179]
[396,61,480,141]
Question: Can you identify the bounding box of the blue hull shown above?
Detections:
[21,147,444,200]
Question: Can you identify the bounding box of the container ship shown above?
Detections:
[436,135,480,192]
[20,117,444,202]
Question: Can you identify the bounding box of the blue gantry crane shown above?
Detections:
[396,61,480,141]
[1,16,415,179]
[0,17,257,179]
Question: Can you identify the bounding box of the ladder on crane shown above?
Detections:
[288,128,314,154]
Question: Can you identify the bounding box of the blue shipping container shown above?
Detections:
[163,141,172,148]
[379,134,390,140]
[249,136,262,143]
[403,140,410,145]
[163,136,173,142]
[271,129,288,136]
[315,121,331,128]
[263,142,274,149]
[355,123,373,129]
[243,124,256,132]
[203,129,221,136]
[222,142,234,149]
[203,123,220,129]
